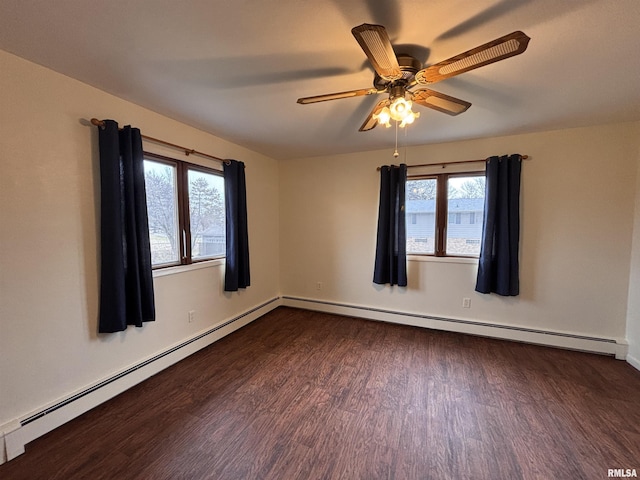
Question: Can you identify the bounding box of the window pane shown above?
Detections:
[188,169,225,260]
[144,159,180,265]
[446,175,485,256]
[406,178,437,254]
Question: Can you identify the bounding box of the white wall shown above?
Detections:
[280,122,640,343]
[626,141,640,368]
[0,49,280,434]
[2,44,640,463]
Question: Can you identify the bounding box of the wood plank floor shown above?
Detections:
[2,307,639,479]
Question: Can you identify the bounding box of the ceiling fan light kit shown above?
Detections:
[297,23,530,133]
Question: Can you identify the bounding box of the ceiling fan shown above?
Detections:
[297,24,530,131]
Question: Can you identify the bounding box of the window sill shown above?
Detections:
[153,258,224,277]
[408,255,478,265]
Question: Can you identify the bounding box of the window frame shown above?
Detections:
[407,170,485,258]
[144,151,225,269]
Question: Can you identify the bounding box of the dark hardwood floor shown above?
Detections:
[2,307,639,479]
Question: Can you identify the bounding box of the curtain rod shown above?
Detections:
[90,118,230,165]
[376,155,530,171]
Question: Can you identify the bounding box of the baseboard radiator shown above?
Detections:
[2,295,629,464]
[281,296,627,359]
[1,297,281,464]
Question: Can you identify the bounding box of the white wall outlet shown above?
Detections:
[462,298,471,308]
[188,310,196,323]
[316,282,322,290]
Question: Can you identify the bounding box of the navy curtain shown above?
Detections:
[373,164,407,286]
[224,159,250,291]
[97,120,155,333]
[476,154,522,296]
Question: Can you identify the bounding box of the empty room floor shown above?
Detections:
[1,307,639,479]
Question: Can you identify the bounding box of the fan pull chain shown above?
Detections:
[393,121,399,158]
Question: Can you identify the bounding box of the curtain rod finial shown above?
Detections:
[91,118,106,129]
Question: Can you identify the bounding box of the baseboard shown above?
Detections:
[1,297,281,464]
[282,296,628,359]
[627,352,640,371]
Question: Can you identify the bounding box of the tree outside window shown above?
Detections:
[407,173,485,257]
[144,154,225,267]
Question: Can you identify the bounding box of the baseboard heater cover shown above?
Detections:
[281,296,625,356]
[2,297,280,463]
[21,297,280,427]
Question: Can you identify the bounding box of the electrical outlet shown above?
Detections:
[316,282,322,290]
[462,298,471,308]
[188,310,196,323]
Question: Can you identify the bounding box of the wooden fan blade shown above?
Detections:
[359,99,391,131]
[410,89,471,116]
[415,31,530,85]
[297,88,382,105]
[352,23,403,81]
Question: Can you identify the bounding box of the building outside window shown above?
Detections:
[406,173,485,257]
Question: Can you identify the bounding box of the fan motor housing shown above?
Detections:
[373,54,422,90]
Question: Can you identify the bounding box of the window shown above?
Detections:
[406,173,485,257]
[143,153,225,268]
[406,178,437,254]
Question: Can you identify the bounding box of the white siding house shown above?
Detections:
[406,198,484,241]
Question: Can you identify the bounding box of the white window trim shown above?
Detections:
[407,255,478,265]
[152,257,224,277]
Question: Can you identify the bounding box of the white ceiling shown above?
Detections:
[1,0,639,160]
